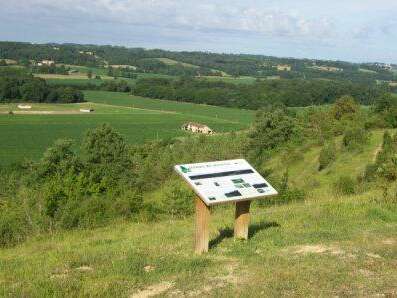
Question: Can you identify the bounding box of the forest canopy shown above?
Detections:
[131,77,388,109]
[0,70,84,103]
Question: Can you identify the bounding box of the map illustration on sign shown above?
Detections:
[174,159,278,205]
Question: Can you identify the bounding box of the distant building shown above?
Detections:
[276,64,292,71]
[17,104,32,109]
[110,64,137,70]
[39,60,55,66]
[79,51,94,56]
[80,108,94,113]
[310,65,343,72]
[182,122,213,134]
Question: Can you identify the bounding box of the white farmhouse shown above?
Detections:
[40,60,55,66]
[80,108,94,113]
[17,104,32,109]
[181,122,214,134]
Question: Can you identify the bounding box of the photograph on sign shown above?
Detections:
[175,159,278,205]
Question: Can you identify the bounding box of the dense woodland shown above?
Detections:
[0,69,84,103]
[1,42,396,82]
[132,77,388,108]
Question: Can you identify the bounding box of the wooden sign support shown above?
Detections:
[195,197,211,254]
[234,200,251,240]
[194,198,252,254]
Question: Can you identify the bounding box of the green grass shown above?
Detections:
[0,91,253,165]
[198,75,257,84]
[1,123,396,296]
[154,57,199,69]
[61,65,110,77]
[0,194,395,296]
[84,91,253,124]
[46,78,106,86]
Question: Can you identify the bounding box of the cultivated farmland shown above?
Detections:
[0,91,253,165]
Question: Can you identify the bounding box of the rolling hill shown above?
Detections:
[1,129,396,296]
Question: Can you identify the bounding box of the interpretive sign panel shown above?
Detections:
[174,159,278,206]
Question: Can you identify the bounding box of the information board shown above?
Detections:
[175,159,278,206]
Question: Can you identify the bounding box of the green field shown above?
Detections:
[0,91,253,165]
[45,72,176,87]
[198,75,257,84]
[46,78,106,86]
[154,57,199,68]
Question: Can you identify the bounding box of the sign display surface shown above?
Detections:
[175,159,278,205]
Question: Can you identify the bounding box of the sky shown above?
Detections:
[1,0,396,63]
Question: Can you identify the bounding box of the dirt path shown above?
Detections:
[0,110,83,115]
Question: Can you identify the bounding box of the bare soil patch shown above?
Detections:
[291,244,345,255]
[130,281,174,298]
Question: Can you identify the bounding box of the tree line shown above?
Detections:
[1,42,395,83]
[131,77,388,109]
[0,70,84,103]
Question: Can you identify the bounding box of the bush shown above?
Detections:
[333,176,356,196]
[364,131,397,182]
[363,163,378,181]
[342,126,369,151]
[331,95,359,120]
[248,107,299,160]
[318,141,337,171]
[158,181,195,218]
[0,207,29,247]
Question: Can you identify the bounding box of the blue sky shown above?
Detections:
[1,0,396,63]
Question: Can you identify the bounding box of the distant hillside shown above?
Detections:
[1,41,396,83]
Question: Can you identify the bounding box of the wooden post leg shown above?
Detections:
[234,200,251,240]
[195,197,210,254]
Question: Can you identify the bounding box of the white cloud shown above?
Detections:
[5,0,333,38]
[1,0,397,62]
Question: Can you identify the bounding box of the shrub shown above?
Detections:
[318,141,336,171]
[331,95,359,120]
[158,181,195,218]
[258,170,305,206]
[342,126,369,151]
[333,176,356,196]
[364,131,397,182]
[0,206,29,247]
[248,107,299,159]
[363,163,378,181]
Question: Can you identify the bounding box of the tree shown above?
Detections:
[38,139,80,179]
[331,95,359,120]
[374,93,397,113]
[81,124,134,195]
[318,141,337,170]
[248,107,298,160]
[82,123,129,165]
[19,78,48,102]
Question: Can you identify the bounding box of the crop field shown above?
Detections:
[84,91,253,124]
[44,72,176,86]
[198,75,257,84]
[0,91,253,165]
[154,57,199,68]
[46,78,106,86]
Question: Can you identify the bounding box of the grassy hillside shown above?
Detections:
[0,91,253,165]
[1,129,396,297]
